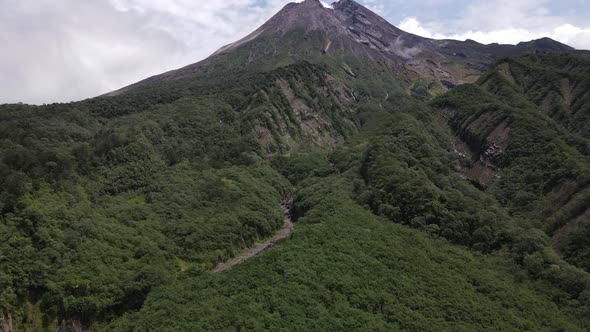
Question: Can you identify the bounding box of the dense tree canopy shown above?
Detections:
[1,52,590,331]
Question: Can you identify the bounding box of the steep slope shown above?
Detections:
[488,53,590,140]
[433,53,590,273]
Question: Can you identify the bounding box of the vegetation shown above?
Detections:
[1,47,590,331]
[432,55,590,276]
[119,173,584,331]
[0,91,291,327]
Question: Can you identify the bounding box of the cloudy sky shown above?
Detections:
[1,0,589,104]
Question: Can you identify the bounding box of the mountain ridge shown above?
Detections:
[106,0,573,97]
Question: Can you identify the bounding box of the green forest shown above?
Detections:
[1,48,590,331]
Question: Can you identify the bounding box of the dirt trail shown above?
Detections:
[213,197,295,273]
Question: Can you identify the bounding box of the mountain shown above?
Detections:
[1,1,590,331]
[108,0,572,95]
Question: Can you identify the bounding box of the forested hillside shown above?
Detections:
[124,172,583,331]
[2,0,590,331]
[2,54,590,330]
[433,53,590,274]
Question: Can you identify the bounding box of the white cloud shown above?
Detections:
[552,24,590,49]
[400,16,590,50]
[399,0,590,50]
[361,0,385,14]
[399,18,439,39]
[320,1,333,9]
[0,0,295,104]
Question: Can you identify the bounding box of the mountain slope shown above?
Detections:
[488,53,590,140]
[126,173,583,331]
[107,0,572,97]
[1,1,590,331]
[432,53,590,274]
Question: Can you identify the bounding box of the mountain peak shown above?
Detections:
[300,0,325,7]
[217,0,396,53]
[211,0,341,56]
[107,0,577,96]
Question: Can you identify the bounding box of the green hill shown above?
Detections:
[1,1,589,331]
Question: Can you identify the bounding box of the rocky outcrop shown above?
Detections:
[438,107,511,188]
[246,63,357,153]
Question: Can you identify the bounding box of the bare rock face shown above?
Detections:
[214,0,341,55]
